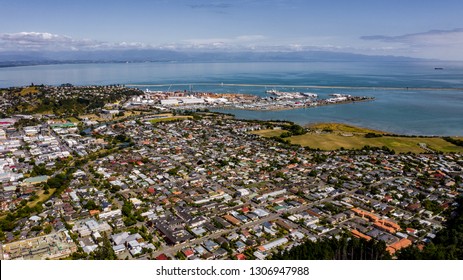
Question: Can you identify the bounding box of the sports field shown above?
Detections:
[250,129,288,137]
[290,133,463,153]
[149,115,193,123]
[252,123,463,153]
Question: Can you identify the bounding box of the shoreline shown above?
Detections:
[3,83,461,137]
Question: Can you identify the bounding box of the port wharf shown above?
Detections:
[125,89,374,112]
[214,96,374,111]
[233,96,374,111]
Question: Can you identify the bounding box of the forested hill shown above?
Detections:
[271,236,391,260]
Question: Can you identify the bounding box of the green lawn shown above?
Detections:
[149,115,193,123]
[289,133,463,153]
[19,86,39,96]
[250,122,463,154]
[422,138,463,153]
[308,123,386,134]
[27,189,56,208]
[67,117,80,123]
[250,129,288,137]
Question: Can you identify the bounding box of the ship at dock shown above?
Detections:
[301,92,318,98]
[265,89,317,99]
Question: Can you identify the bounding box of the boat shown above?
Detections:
[434,67,444,70]
[265,89,279,94]
[301,92,318,98]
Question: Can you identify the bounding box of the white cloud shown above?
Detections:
[0,32,72,49]
[181,34,267,49]
[234,35,266,42]
[361,28,463,47]
[2,29,463,60]
[0,32,150,51]
[0,32,269,52]
[360,28,463,60]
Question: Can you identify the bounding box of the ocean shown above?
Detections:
[1,61,462,135]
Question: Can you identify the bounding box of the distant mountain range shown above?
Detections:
[0,49,425,67]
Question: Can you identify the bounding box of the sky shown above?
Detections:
[0,0,463,60]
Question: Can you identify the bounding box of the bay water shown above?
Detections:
[1,61,462,135]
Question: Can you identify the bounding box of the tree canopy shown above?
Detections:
[272,235,391,260]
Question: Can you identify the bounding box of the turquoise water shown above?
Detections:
[0,61,462,135]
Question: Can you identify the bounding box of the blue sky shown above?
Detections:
[1,0,463,60]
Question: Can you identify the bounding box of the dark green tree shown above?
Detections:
[92,233,117,260]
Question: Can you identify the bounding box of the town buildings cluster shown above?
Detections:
[0,85,462,260]
[1,108,462,260]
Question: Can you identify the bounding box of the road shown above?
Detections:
[354,176,443,228]
[151,188,359,258]
[150,176,421,258]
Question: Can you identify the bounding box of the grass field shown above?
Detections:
[80,110,149,122]
[250,129,288,137]
[252,122,463,153]
[79,114,109,122]
[67,117,80,123]
[307,123,386,134]
[289,134,463,153]
[27,189,56,208]
[113,110,150,121]
[19,86,39,96]
[149,115,193,123]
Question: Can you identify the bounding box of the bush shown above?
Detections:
[365,132,382,138]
